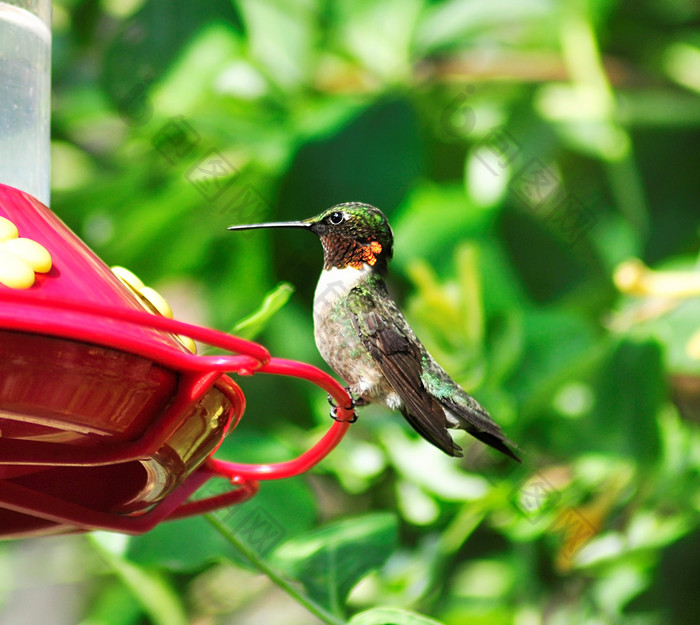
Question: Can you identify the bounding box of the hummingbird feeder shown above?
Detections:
[0,183,355,539]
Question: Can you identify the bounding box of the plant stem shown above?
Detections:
[205,513,346,625]
[559,2,650,241]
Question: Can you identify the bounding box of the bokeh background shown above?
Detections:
[2,0,700,624]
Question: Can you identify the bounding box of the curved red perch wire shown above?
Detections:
[206,358,353,481]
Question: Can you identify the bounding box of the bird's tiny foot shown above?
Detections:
[327,387,360,423]
[330,406,358,423]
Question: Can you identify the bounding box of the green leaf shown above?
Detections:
[591,338,664,463]
[90,534,188,625]
[414,0,556,54]
[127,514,227,571]
[348,607,446,625]
[508,307,598,412]
[392,183,493,274]
[127,474,316,570]
[231,282,295,340]
[271,513,399,613]
[332,0,423,84]
[151,23,243,117]
[237,0,319,89]
[103,0,243,106]
[78,582,144,625]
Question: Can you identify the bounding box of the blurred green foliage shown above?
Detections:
[2,0,700,623]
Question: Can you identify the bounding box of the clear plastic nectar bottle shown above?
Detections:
[0,0,51,204]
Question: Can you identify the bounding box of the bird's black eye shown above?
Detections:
[328,211,345,225]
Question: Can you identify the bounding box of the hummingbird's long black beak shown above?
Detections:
[227,220,312,232]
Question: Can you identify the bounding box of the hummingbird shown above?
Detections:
[228,203,520,461]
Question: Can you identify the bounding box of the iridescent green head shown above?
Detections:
[229,202,394,274]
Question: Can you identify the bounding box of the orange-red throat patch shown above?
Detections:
[348,241,383,269]
[323,234,384,270]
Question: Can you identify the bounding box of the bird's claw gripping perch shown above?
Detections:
[327,387,360,423]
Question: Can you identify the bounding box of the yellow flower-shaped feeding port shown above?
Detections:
[0,216,52,289]
[111,266,197,354]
